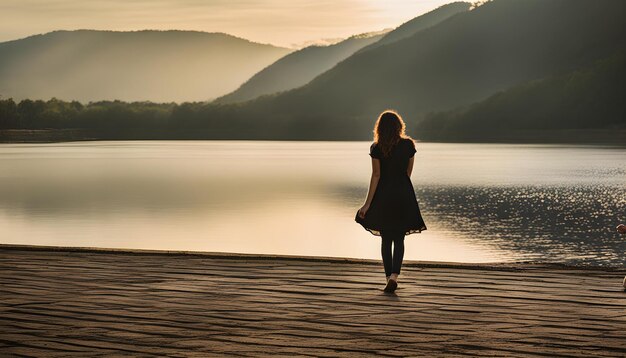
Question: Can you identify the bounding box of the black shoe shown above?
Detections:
[384,278,397,293]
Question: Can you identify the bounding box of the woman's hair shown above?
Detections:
[373,109,414,158]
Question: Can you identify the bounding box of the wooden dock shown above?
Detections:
[1,245,625,357]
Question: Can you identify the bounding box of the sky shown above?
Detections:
[0,0,454,48]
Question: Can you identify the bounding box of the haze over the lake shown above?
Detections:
[0,0,452,48]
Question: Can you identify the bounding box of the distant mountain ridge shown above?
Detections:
[213,0,624,139]
[0,30,291,102]
[1,0,624,143]
[356,1,471,53]
[214,31,386,104]
[215,2,471,104]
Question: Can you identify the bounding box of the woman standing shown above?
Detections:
[355,110,427,293]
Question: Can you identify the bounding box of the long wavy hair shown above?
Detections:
[373,110,414,158]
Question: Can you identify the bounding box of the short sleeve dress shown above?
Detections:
[355,138,427,236]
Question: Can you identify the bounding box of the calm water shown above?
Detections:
[1,141,625,266]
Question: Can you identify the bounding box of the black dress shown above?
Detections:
[355,138,427,236]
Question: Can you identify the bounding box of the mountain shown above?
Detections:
[215,2,471,104]
[417,52,626,141]
[2,0,625,143]
[205,0,625,139]
[356,2,471,52]
[214,31,387,104]
[0,30,291,103]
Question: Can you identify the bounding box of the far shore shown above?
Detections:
[2,128,626,145]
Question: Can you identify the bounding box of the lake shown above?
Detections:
[1,141,624,265]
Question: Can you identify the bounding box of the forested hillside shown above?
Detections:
[417,53,626,141]
[1,0,624,142]
[214,32,386,104]
[216,2,470,104]
[0,30,291,102]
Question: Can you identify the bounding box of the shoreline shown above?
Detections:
[1,243,624,271]
[2,128,626,146]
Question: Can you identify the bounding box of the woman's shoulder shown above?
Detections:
[369,141,382,159]
[402,137,417,157]
[402,137,416,148]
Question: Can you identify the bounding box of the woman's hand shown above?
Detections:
[358,204,370,219]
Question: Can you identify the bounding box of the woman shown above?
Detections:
[355,110,427,293]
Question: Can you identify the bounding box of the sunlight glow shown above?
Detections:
[0,0,454,48]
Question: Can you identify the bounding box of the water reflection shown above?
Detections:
[0,141,624,265]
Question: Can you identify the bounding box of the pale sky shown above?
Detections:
[0,0,454,48]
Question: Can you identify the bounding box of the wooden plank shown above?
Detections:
[0,246,625,357]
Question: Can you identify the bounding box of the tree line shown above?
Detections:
[1,54,623,142]
[0,94,379,140]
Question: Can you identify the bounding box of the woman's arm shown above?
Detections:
[407,156,414,177]
[358,158,381,218]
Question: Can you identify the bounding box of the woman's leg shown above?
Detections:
[391,230,405,276]
[380,231,393,278]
